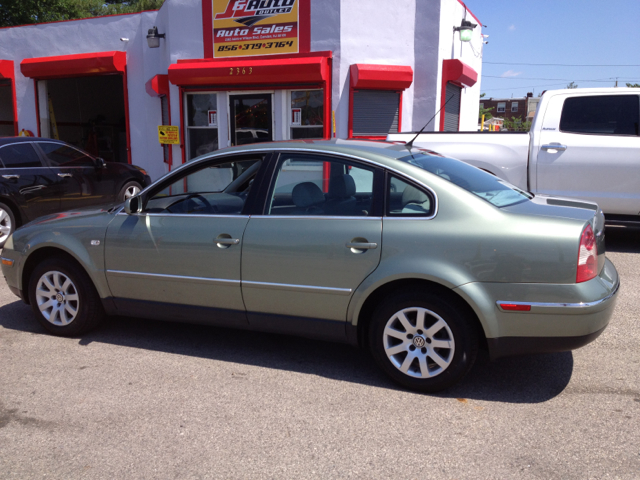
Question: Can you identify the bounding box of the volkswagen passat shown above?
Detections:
[0,140,619,392]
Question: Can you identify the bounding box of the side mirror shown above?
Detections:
[95,157,107,169]
[124,196,141,215]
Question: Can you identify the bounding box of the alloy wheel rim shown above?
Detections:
[383,307,455,379]
[0,208,11,244]
[124,185,140,199]
[35,270,80,326]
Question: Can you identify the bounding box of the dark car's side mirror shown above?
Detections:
[124,196,141,215]
[95,157,107,169]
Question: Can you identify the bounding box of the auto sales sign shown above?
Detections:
[213,0,299,57]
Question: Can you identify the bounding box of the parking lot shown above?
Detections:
[1,226,639,479]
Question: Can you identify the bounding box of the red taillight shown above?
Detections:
[576,224,597,283]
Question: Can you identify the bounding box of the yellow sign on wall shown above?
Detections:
[158,126,180,144]
[213,0,299,58]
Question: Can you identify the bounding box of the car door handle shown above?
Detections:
[57,173,73,178]
[2,175,19,179]
[541,144,567,151]
[215,235,240,249]
[346,241,378,251]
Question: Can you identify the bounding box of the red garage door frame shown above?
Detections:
[20,51,132,164]
[439,59,478,132]
[0,60,19,136]
[348,63,414,139]
[169,51,332,165]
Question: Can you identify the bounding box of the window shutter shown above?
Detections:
[353,90,400,136]
[443,83,461,132]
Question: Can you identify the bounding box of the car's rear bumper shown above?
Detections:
[455,258,620,360]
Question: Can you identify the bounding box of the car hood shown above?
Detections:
[24,204,122,228]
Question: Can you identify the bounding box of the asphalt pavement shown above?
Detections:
[1,226,639,479]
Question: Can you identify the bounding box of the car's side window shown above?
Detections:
[145,159,261,215]
[0,143,44,168]
[387,175,434,217]
[559,95,640,136]
[267,154,375,217]
[38,143,95,167]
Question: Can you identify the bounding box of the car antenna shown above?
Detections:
[405,94,455,150]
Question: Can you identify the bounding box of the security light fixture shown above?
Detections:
[147,26,165,48]
[454,19,477,42]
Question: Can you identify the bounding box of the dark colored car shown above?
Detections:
[0,137,151,247]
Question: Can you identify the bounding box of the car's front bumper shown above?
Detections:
[454,257,620,360]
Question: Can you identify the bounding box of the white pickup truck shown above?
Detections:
[388,88,640,224]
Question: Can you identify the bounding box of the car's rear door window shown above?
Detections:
[266,153,378,217]
[0,143,44,168]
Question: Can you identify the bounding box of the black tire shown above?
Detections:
[118,181,142,202]
[369,289,479,393]
[28,257,105,336]
[0,202,16,248]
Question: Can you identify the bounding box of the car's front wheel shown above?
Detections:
[28,257,105,336]
[118,181,142,202]
[0,202,16,248]
[369,290,479,393]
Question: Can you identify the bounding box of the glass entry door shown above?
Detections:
[229,94,273,146]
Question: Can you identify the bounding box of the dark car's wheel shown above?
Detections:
[118,181,142,202]
[28,257,105,336]
[0,202,16,248]
[369,290,479,393]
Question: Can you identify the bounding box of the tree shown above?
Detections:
[566,82,578,89]
[0,0,165,27]
[503,116,532,132]
[478,93,494,122]
[626,83,640,88]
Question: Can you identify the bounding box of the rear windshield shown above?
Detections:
[399,152,533,208]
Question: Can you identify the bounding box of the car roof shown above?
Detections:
[0,137,66,147]
[213,139,442,169]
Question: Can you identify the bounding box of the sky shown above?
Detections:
[461,0,640,99]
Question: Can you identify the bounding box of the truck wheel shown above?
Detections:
[28,257,105,336]
[369,289,478,393]
[0,202,15,248]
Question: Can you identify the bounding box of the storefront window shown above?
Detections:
[290,90,324,139]
[186,93,218,161]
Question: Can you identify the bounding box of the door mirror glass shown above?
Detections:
[124,196,140,215]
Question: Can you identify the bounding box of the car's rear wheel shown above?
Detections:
[0,202,16,248]
[118,181,142,202]
[28,257,105,336]
[369,290,478,392]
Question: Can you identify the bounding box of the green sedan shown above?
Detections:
[0,140,619,392]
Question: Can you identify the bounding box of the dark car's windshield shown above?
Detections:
[398,152,533,207]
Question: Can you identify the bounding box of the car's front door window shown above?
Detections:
[38,142,95,167]
[146,159,261,215]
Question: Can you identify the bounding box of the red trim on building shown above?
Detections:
[20,51,126,80]
[455,1,481,25]
[348,64,413,139]
[349,64,413,90]
[145,74,170,97]
[439,59,478,132]
[202,0,214,58]
[179,87,186,166]
[169,51,331,87]
[0,60,18,136]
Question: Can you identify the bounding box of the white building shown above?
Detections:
[0,0,483,180]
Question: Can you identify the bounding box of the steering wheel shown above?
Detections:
[185,193,216,213]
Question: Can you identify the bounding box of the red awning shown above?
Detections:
[442,59,477,88]
[146,74,170,97]
[0,60,14,80]
[168,52,331,87]
[350,64,413,90]
[20,51,126,79]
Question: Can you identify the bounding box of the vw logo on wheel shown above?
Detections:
[413,336,426,348]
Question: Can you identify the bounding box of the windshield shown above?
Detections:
[399,152,533,208]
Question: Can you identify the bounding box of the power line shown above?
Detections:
[483,75,640,82]
[484,62,640,67]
